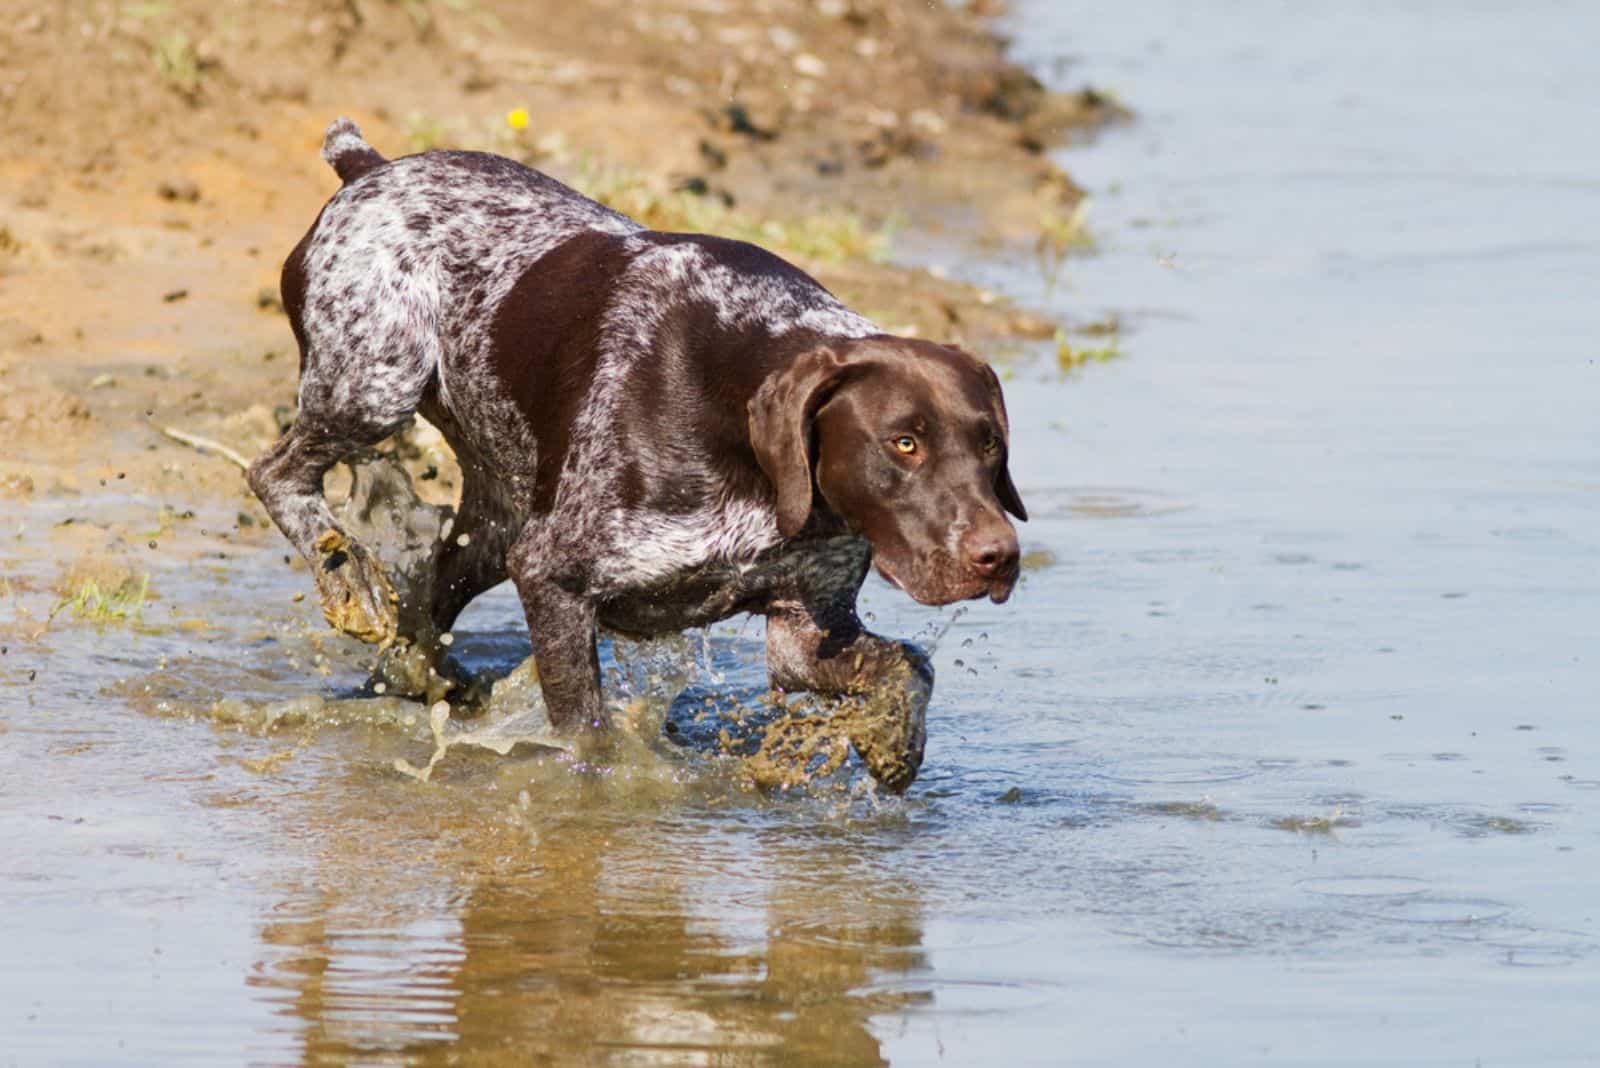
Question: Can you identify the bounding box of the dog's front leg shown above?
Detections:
[507,525,607,733]
[765,599,932,792]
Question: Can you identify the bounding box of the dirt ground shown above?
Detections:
[0,0,1112,599]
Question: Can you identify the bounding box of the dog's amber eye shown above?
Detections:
[983,435,1001,455]
[891,435,918,455]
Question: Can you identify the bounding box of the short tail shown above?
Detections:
[320,118,387,184]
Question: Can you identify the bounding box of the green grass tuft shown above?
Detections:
[151,31,203,100]
[568,159,892,265]
[55,574,150,625]
[1054,329,1122,372]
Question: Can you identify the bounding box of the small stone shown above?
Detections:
[0,473,33,499]
[698,140,728,170]
[767,25,799,53]
[793,53,827,78]
[157,178,200,203]
[909,109,948,136]
[720,104,776,142]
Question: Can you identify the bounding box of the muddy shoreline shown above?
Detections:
[1,0,1114,506]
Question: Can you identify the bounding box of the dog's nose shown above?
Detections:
[961,525,1019,579]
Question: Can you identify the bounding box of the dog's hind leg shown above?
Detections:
[249,250,439,646]
[251,417,408,644]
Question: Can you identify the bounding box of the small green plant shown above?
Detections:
[1037,196,1094,255]
[1146,799,1227,822]
[1034,196,1094,290]
[1272,808,1355,835]
[152,30,203,101]
[389,0,472,32]
[404,113,450,153]
[122,2,174,20]
[570,159,891,264]
[394,0,434,30]
[1054,329,1121,372]
[53,573,150,625]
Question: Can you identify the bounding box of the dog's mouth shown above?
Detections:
[873,555,1016,607]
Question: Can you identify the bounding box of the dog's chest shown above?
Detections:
[592,498,782,590]
[596,534,872,637]
[596,559,763,636]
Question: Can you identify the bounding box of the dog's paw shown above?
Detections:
[845,700,926,794]
[840,656,929,794]
[374,638,485,708]
[313,528,400,646]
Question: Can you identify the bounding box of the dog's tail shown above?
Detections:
[320,118,387,185]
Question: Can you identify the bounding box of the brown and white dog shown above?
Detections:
[249,119,1025,790]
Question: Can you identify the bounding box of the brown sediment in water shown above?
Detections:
[112,606,897,795]
[742,696,923,793]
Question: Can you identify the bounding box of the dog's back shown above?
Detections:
[288,122,639,399]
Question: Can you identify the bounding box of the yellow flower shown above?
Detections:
[506,107,530,131]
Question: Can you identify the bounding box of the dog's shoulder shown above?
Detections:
[610,230,879,343]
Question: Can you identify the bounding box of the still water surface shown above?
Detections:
[4,2,1598,1064]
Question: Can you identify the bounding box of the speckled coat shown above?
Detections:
[248,120,1026,791]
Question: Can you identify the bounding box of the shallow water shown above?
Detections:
[5,3,1599,1064]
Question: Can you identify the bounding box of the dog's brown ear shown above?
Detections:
[996,456,1028,522]
[749,345,851,538]
[978,358,1028,522]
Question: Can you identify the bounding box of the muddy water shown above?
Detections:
[5,5,1599,1066]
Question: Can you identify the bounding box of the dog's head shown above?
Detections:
[749,336,1027,605]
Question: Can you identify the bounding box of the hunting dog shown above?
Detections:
[249,119,1026,790]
